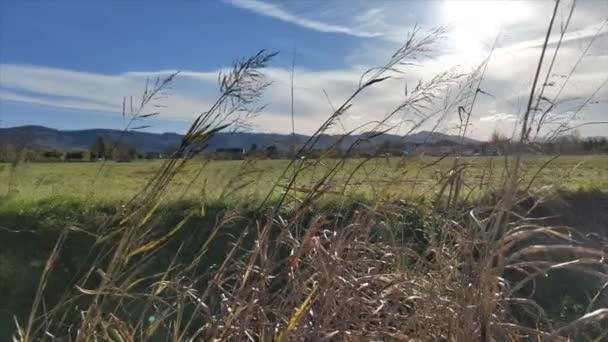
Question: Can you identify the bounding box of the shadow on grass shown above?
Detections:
[2,189,606,339]
[0,194,433,339]
[508,189,608,330]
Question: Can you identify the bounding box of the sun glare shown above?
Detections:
[440,1,533,59]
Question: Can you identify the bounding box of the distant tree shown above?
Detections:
[110,147,121,161]
[490,129,508,143]
[80,149,91,162]
[91,137,107,159]
[42,149,66,161]
[128,147,137,159]
[582,138,593,152]
[581,137,605,153]
[20,148,39,162]
[110,141,138,161]
[554,133,584,154]
[265,145,278,159]
[600,137,607,151]
[66,150,86,161]
[488,129,512,155]
[244,143,260,158]
[0,138,17,162]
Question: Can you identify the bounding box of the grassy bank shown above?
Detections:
[2,186,607,339]
[0,194,430,338]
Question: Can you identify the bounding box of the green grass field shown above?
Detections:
[2,154,606,205]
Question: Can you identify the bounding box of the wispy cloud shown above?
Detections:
[0,89,117,113]
[2,48,607,138]
[223,0,381,38]
[512,20,608,51]
[0,64,215,121]
[479,113,517,122]
[0,63,446,135]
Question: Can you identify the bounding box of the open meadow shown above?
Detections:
[2,154,607,203]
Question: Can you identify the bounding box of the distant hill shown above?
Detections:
[0,126,183,153]
[0,125,482,153]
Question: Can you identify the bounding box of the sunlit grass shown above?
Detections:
[2,155,606,204]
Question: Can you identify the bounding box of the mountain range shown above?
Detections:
[0,125,482,153]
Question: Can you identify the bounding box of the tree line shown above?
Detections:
[1,134,606,163]
[0,136,166,162]
[486,130,608,155]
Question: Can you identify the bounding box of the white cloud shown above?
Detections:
[0,64,216,121]
[479,113,517,122]
[223,0,381,38]
[0,89,117,113]
[0,62,465,136]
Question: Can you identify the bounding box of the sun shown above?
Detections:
[440,0,534,59]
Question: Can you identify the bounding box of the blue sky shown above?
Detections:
[1,0,607,139]
[0,1,359,72]
[0,0,358,133]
